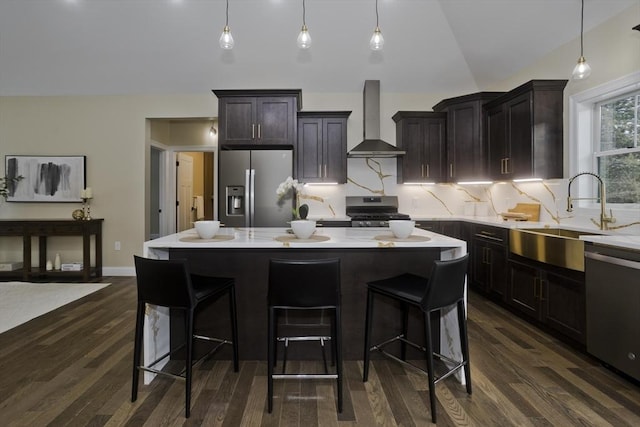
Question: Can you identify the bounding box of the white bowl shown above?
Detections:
[389,220,415,239]
[291,220,316,239]
[194,220,220,239]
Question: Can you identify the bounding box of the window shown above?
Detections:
[594,91,640,203]
[570,72,640,209]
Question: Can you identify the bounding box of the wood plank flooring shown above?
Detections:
[1,276,639,426]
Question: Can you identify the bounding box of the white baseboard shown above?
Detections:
[103,266,135,276]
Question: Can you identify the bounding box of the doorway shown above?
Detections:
[176,151,215,232]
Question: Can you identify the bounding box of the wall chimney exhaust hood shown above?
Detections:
[348,80,405,158]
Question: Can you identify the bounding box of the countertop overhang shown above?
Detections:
[145,226,466,250]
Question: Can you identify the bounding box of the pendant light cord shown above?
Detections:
[579,0,584,56]
[302,0,306,26]
[375,0,379,27]
[225,0,229,27]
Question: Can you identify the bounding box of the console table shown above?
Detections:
[0,219,103,281]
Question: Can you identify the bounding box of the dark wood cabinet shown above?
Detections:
[392,112,447,183]
[296,111,350,184]
[415,220,461,239]
[433,92,503,182]
[485,80,567,180]
[213,89,302,148]
[470,224,508,300]
[508,257,586,344]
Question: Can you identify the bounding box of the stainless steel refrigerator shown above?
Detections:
[218,150,293,227]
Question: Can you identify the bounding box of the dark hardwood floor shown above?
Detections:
[1,276,639,426]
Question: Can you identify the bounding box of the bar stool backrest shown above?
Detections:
[268,258,341,308]
[134,256,195,309]
[421,254,469,312]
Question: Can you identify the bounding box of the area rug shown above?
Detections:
[0,281,110,334]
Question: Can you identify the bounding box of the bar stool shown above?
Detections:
[267,258,342,413]
[131,256,239,418]
[362,254,470,423]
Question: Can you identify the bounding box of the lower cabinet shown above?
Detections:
[470,225,508,300]
[508,257,586,344]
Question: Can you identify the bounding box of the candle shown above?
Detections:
[80,189,86,198]
[85,187,93,198]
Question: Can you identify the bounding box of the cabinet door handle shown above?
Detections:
[449,163,453,178]
[421,164,425,177]
[324,164,327,178]
[501,158,505,174]
[426,164,430,178]
[252,124,255,139]
[257,124,261,139]
[533,277,539,298]
[319,164,322,178]
[539,278,546,301]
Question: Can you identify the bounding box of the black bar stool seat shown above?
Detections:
[131,256,239,418]
[363,254,471,423]
[267,258,343,413]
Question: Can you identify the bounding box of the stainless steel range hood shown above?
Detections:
[348,80,405,158]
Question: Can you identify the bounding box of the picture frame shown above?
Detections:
[5,155,87,202]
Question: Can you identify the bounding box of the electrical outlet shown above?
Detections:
[115,241,121,251]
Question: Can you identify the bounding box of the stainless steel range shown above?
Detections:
[346,196,411,227]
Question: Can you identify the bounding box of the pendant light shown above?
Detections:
[219,0,234,50]
[572,0,591,80]
[369,0,384,51]
[297,0,311,49]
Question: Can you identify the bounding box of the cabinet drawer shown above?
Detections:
[473,225,508,244]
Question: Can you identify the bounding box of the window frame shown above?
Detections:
[569,71,640,211]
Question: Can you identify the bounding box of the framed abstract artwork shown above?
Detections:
[5,155,86,202]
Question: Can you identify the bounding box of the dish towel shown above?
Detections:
[193,196,204,220]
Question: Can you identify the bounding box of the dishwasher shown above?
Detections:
[585,243,640,381]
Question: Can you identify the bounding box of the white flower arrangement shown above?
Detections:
[276,176,309,219]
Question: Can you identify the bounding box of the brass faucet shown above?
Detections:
[567,172,615,230]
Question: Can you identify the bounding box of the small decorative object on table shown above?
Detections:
[276,176,309,220]
[80,187,93,220]
[72,209,85,220]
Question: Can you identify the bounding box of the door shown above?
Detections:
[257,97,295,145]
[251,150,293,227]
[220,97,257,145]
[177,153,194,232]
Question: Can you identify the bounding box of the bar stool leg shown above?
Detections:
[185,308,195,418]
[423,311,437,424]
[229,287,239,372]
[335,306,343,413]
[268,307,275,413]
[131,301,145,402]
[401,303,409,361]
[362,289,374,382]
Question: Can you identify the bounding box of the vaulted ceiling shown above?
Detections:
[0,0,636,96]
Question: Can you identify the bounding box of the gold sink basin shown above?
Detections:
[509,228,601,271]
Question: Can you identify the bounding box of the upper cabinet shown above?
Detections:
[484,80,567,181]
[213,89,302,148]
[296,111,351,184]
[393,111,447,183]
[433,92,503,182]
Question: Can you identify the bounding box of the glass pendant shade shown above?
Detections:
[219,26,234,50]
[297,25,311,49]
[572,56,591,80]
[370,27,384,50]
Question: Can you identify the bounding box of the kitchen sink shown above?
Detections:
[509,227,601,272]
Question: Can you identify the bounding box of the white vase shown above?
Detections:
[54,253,61,270]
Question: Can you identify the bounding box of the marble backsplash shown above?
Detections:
[300,158,640,234]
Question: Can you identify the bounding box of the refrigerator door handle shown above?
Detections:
[245,169,251,227]
[250,169,256,227]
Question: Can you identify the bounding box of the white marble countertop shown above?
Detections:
[145,226,466,250]
[580,235,640,252]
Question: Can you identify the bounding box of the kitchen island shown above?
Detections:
[142,227,467,382]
